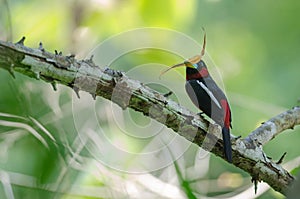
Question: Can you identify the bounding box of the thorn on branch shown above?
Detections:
[73,87,80,99]
[267,156,272,160]
[163,91,173,98]
[276,152,287,164]
[51,81,57,91]
[54,50,62,56]
[39,42,45,52]
[254,138,262,147]
[251,177,259,194]
[84,55,97,67]
[89,55,94,62]
[34,71,40,80]
[104,67,123,77]
[68,54,75,59]
[91,93,96,100]
[8,64,15,78]
[15,36,25,45]
[232,135,242,142]
[262,151,269,162]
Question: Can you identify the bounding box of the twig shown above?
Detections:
[245,107,300,145]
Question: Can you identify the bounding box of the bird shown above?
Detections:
[160,32,233,162]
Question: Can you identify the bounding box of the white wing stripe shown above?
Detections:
[197,80,222,109]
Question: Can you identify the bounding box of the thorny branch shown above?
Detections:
[0,38,299,195]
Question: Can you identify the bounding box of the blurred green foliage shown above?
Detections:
[0,0,299,198]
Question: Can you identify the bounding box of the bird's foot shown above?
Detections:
[231,135,242,141]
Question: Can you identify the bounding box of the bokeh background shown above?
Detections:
[0,0,300,198]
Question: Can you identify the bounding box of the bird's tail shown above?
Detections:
[222,127,232,163]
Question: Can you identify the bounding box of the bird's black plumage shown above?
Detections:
[185,60,232,162]
[160,32,233,162]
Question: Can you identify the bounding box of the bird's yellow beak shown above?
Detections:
[159,62,187,79]
[159,55,201,78]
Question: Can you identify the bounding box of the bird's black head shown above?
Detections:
[185,58,209,80]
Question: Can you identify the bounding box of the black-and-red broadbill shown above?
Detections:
[160,33,233,163]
